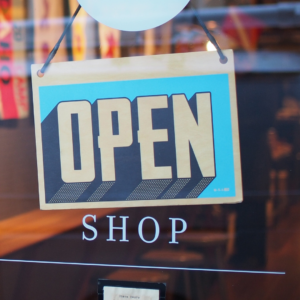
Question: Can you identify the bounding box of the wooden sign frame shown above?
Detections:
[32,50,242,210]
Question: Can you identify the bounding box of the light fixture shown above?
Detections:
[206,41,216,51]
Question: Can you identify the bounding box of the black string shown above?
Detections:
[38,4,82,76]
[190,6,228,64]
[38,3,227,76]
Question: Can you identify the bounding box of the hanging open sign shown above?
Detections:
[32,50,242,210]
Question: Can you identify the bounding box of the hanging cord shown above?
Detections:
[37,3,227,77]
[190,5,227,64]
[37,4,82,77]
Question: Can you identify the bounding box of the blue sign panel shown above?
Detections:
[32,50,242,209]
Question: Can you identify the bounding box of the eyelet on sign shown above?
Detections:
[220,56,228,64]
[37,70,44,78]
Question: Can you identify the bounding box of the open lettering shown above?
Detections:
[57,93,215,201]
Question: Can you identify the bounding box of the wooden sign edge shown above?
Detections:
[31,50,243,210]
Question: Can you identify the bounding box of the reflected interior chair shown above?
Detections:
[140,249,205,300]
[106,268,170,283]
[177,231,230,300]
